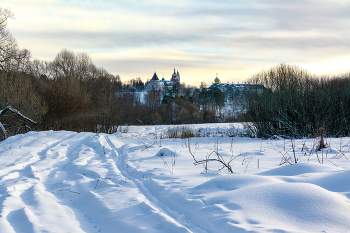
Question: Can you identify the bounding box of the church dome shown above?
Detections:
[151,72,159,81]
[171,68,176,81]
[214,74,220,83]
[172,69,176,77]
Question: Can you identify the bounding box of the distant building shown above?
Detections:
[145,68,181,91]
[151,72,159,81]
[210,73,264,92]
[146,72,161,90]
[214,73,220,84]
[171,69,180,83]
[208,73,265,120]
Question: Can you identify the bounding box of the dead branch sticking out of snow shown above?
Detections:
[0,106,37,124]
[0,106,37,140]
[55,184,80,194]
[187,138,237,173]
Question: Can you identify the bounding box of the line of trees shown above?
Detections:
[0,46,231,135]
[246,63,350,138]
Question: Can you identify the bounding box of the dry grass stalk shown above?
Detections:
[314,127,327,151]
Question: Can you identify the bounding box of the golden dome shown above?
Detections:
[214,73,220,83]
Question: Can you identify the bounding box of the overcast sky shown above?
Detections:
[2,0,350,85]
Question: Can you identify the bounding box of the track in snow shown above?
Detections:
[105,135,201,233]
[0,132,196,233]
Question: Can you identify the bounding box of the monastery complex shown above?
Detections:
[145,68,263,92]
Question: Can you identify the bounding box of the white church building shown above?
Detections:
[145,69,181,91]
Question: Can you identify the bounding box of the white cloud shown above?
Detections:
[1,0,349,85]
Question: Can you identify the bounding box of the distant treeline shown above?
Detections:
[0,48,234,135]
[246,63,350,138]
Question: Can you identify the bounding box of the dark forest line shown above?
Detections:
[0,47,234,137]
[246,64,350,138]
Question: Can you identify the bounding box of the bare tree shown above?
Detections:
[50,49,100,81]
[0,8,30,71]
[0,8,13,35]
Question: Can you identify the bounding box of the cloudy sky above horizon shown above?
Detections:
[2,0,350,85]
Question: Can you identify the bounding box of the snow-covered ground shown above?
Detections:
[0,123,349,233]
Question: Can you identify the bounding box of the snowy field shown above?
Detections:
[0,123,349,233]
